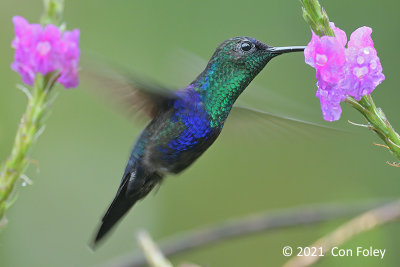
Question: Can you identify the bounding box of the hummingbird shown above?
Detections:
[92,36,305,245]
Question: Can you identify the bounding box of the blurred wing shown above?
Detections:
[232,105,335,130]
[227,104,345,141]
[81,60,178,119]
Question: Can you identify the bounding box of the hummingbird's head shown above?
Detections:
[208,36,305,77]
[193,37,305,125]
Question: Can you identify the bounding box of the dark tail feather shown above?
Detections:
[92,180,135,246]
[91,167,163,248]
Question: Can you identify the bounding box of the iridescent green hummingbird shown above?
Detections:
[92,37,305,245]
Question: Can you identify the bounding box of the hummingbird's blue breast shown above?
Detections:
[127,87,221,174]
[156,88,220,171]
[168,90,213,148]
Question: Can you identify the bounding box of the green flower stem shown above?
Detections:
[41,0,64,27]
[300,0,334,37]
[0,0,64,226]
[346,96,400,160]
[0,74,56,220]
[301,0,400,161]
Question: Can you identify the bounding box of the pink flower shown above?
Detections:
[56,30,80,88]
[11,16,80,88]
[315,83,345,121]
[305,23,385,121]
[343,27,385,100]
[305,23,347,87]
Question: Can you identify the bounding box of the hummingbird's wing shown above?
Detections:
[232,105,332,129]
[82,60,178,119]
[228,104,343,138]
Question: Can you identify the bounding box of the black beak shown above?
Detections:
[267,46,306,55]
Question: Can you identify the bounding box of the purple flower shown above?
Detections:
[305,23,385,121]
[315,84,345,121]
[343,27,385,101]
[11,16,80,88]
[305,23,347,86]
[56,30,80,88]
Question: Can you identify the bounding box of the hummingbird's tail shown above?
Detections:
[92,162,163,247]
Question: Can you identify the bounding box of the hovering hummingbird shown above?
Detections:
[92,36,305,245]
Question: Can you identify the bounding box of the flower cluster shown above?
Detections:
[304,23,385,121]
[11,16,80,88]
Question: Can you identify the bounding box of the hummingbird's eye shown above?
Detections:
[240,41,253,52]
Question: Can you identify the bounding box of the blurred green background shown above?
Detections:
[1,0,400,266]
